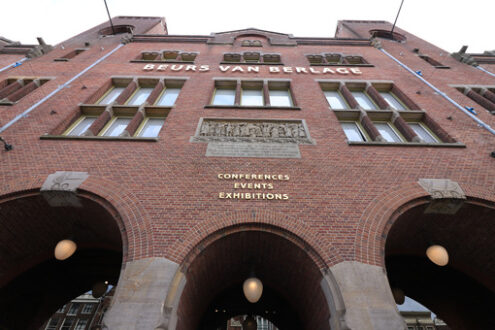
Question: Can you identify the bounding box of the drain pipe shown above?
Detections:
[0,58,27,73]
[377,47,495,136]
[476,65,495,79]
[0,43,124,134]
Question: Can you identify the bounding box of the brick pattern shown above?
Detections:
[5,79,38,102]
[467,89,495,111]
[0,80,22,99]
[393,115,417,141]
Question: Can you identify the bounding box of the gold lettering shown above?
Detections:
[336,68,349,75]
[268,183,274,189]
[233,193,240,198]
[350,68,363,75]
[218,174,223,179]
[247,183,253,189]
[224,174,231,179]
[322,68,335,74]
[232,174,238,179]
[225,193,232,199]
[283,194,289,200]
[266,193,274,200]
[295,67,308,73]
[219,192,225,199]
[284,175,290,180]
[234,182,240,189]
[275,194,282,200]
[269,67,280,73]
[185,65,197,71]
[254,183,261,189]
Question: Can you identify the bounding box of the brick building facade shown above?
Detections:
[0,16,494,330]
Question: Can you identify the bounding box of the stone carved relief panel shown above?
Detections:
[191,118,314,145]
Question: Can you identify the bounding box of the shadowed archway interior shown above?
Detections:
[385,200,495,330]
[0,192,123,330]
[176,229,332,330]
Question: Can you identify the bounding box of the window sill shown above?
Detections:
[433,66,450,69]
[130,60,195,64]
[347,141,465,147]
[219,62,284,66]
[40,135,159,142]
[0,101,15,106]
[310,63,374,67]
[54,58,70,62]
[204,105,301,110]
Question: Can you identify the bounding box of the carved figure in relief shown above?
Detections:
[299,124,306,137]
[200,121,210,136]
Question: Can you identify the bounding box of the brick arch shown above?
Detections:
[0,174,153,262]
[354,181,495,267]
[167,209,343,269]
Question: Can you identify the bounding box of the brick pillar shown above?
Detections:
[466,90,495,111]
[423,114,455,143]
[392,113,419,142]
[0,80,24,99]
[234,81,241,106]
[391,85,421,110]
[123,106,146,137]
[85,106,113,136]
[339,84,359,109]
[6,79,40,102]
[115,80,138,105]
[360,112,383,141]
[366,84,389,110]
[146,79,165,105]
[84,79,113,104]
[480,88,495,104]
[288,83,298,107]
[263,81,270,106]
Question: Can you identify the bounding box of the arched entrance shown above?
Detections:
[173,225,337,330]
[385,198,495,329]
[0,190,124,330]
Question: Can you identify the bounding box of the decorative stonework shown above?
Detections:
[41,171,89,207]
[418,179,466,214]
[418,179,466,200]
[191,118,314,145]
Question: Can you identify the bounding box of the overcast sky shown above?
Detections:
[1,0,493,53]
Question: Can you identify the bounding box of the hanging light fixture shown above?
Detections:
[92,281,109,298]
[392,287,405,305]
[243,277,263,303]
[426,244,449,266]
[54,239,77,260]
[242,315,257,330]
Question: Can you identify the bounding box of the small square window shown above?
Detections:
[341,122,367,142]
[324,91,348,109]
[45,317,60,330]
[127,87,153,106]
[81,304,94,314]
[67,303,80,315]
[375,122,403,142]
[212,88,236,106]
[98,87,125,105]
[74,319,88,330]
[101,117,132,137]
[61,317,75,330]
[241,88,263,106]
[137,118,165,137]
[351,91,377,110]
[155,88,180,106]
[409,122,439,143]
[65,116,97,136]
[380,92,407,110]
[269,89,292,107]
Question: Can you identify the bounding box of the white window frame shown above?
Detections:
[99,117,133,137]
[97,86,125,105]
[340,121,368,142]
[240,88,264,106]
[211,88,236,106]
[135,117,166,138]
[64,116,97,136]
[324,90,349,109]
[374,122,404,142]
[155,88,180,106]
[351,91,378,110]
[408,122,439,143]
[268,89,293,107]
[380,91,407,110]
[126,87,154,106]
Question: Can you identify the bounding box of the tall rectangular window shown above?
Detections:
[101,117,132,137]
[67,303,80,316]
[127,87,154,106]
[341,122,367,142]
[324,91,348,109]
[81,304,94,314]
[241,88,263,106]
[375,122,403,142]
[351,91,377,110]
[98,87,125,105]
[45,318,60,330]
[212,88,236,105]
[155,88,180,106]
[74,319,88,330]
[409,123,439,143]
[137,118,165,137]
[66,117,97,136]
[61,317,75,330]
[269,89,292,107]
[380,92,406,110]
